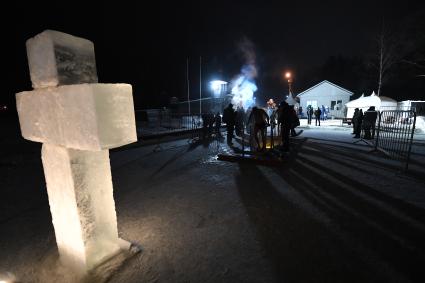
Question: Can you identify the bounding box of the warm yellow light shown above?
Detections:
[0,271,17,283]
[285,72,291,79]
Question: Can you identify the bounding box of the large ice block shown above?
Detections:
[42,144,121,271]
[16,83,137,150]
[26,30,98,89]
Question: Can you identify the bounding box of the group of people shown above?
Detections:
[201,112,222,140]
[306,105,324,126]
[351,106,378,139]
[215,102,379,151]
[222,101,300,152]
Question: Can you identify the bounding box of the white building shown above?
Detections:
[397,100,425,114]
[397,100,425,133]
[345,91,397,118]
[297,80,353,118]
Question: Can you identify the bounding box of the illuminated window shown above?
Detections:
[307,100,317,109]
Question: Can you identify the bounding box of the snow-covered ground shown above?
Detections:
[1,118,425,282]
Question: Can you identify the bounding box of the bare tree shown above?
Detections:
[373,22,400,96]
[367,9,425,98]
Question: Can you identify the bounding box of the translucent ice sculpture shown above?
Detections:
[26,30,98,88]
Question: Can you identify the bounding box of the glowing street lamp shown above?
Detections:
[284,71,293,96]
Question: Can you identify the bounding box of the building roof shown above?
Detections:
[297,80,354,97]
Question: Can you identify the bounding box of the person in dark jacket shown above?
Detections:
[214,112,222,138]
[277,101,292,152]
[352,108,359,134]
[354,109,364,138]
[248,106,269,151]
[362,106,378,139]
[307,105,313,125]
[235,106,245,137]
[201,113,210,140]
[315,107,322,126]
[223,103,236,145]
[289,105,301,136]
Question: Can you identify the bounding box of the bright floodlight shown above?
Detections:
[285,72,291,79]
[210,80,227,97]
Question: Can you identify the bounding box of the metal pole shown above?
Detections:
[199,56,202,116]
[405,112,416,171]
[288,79,292,97]
[187,58,190,116]
[374,111,381,151]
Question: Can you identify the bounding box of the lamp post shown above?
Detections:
[285,71,293,96]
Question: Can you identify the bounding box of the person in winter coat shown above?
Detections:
[223,103,236,145]
[277,101,292,152]
[354,109,364,138]
[235,106,245,137]
[307,105,313,125]
[362,106,378,139]
[248,106,270,151]
[352,108,359,134]
[289,105,301,137]
[315,107,322,126]
[214,112,222,138]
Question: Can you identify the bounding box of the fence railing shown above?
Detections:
[233,118,284,155]
[374,110,416,170]
[136,110,203,138]
[353,110,416,171]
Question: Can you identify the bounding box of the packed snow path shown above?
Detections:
[1,123,425,282]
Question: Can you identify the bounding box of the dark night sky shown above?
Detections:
[2,0,424,110]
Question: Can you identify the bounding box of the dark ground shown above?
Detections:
[1,117,425,283]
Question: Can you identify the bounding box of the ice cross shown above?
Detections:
[15,30,138,276]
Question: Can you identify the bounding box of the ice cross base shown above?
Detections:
[41,144,136,273]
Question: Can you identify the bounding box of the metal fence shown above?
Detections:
[135,109,203,138]
[373,110,416,170]
[354,110,416,170]
[234,118,284,155]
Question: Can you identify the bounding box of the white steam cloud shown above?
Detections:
[231,37,258,110]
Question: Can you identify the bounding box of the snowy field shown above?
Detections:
[1,117,425,282]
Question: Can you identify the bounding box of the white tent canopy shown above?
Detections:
[345,91,397,117]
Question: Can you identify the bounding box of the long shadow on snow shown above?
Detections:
[235,162,375,283]
[270,139,425,282]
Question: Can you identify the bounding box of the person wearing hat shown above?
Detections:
[363,106,378,139]
[223,103,236,145]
